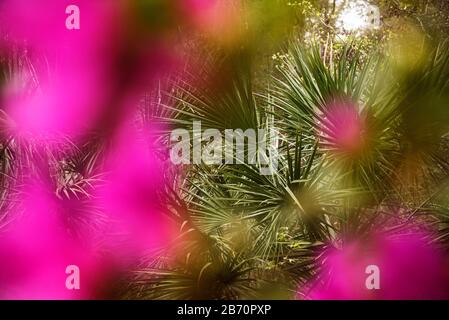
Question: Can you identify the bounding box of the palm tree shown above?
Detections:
[121,33,449,299]
[2,12,449,300]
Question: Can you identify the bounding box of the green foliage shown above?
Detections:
[3,0,449,300]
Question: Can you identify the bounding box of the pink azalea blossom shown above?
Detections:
[0,0,123,138]
[320,100,368,156]
[301,233,449,300]
[0,181,106,299]
[94,121,177,263]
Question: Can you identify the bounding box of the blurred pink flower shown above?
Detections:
[0,0,123,138]
[301,233,449,300]
[95,121,177,263]
[184,0,217,19]
[320,100,368,156]
[183,0,243,45]
[0,0,123,56]
[0,181,106,299]
[5,70,107,137]
[0,115,178,300]
[1,0,180,140]
[0,1,181,298]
